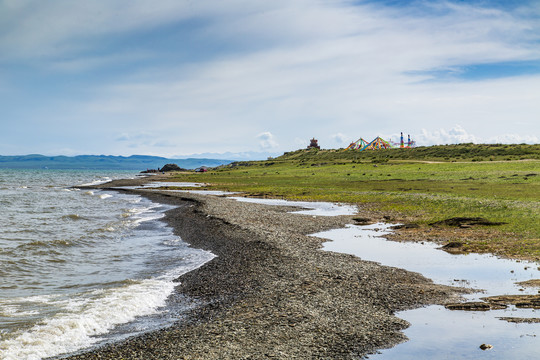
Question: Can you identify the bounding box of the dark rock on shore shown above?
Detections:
[498,317,540,323]
[447,294,540,312]
[441,241,464,249]
[391,223,420,230]
[429,217,506,228]
[353,217,374,225]
[140,169,160,173]
[516,279,540,288]
[140,164,189,173]
[160,163,188,172]
[445,301,506,311]
[482,294,540,309]
[440,241,468,254]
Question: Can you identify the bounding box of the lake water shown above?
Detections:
[0,169,214,360]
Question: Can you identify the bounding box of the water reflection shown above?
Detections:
[229,197,358,216]
[314,223,540,359]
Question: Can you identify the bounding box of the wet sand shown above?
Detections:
[64,179,464,359]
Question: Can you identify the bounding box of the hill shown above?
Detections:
[274,143,540,164]
[0,154,233,170]
[168,143,540,260]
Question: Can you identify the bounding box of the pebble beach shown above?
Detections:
[64,178,464,359]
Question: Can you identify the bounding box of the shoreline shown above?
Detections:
[63,178,465,359]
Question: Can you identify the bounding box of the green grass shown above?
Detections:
[168,144,540,260]
[278,143,540,162]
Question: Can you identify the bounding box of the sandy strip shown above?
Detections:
[64,179,464,359]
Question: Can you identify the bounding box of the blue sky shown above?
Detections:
[1,0,539,158]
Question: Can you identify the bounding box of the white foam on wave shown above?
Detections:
[0,305,39,318]
[0,243,215,360]
[99,194,113,200]
[0,295,59,320]
[0,279,174,360]
[78,177,112,187]
[132,212,165,225]
[12,294,58,305]
[123,204,168,225]
[128,203,160,214]
[160,251,216,281]
[117,203,166,229]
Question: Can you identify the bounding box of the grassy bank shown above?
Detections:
[167,144,540,260]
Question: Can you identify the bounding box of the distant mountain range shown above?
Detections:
[0,154,235,170]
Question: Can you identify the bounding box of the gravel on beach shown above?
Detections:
[64,178,465,359]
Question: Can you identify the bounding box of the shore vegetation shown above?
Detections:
[168,143,540,261]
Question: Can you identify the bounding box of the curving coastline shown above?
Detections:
[64,178,464,359]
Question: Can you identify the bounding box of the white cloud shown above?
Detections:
[113,131,178,154]
[86,2,539,128]
[1,1,539,155]
[115,133,131,141]
[417,125,478,145]
[331,133,349,147]
[0,1,199,60]
[257,132,279,150]
[486,134,539,144]
[416,125,538,146]
[115,132,154,142]
[294,137,308,148]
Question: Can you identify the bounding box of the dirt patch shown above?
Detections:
[429,217,506,228]
[482,294,540,309]
[446,295,540,311]
[498,317,540,323]
[445,302,506,311]
[386,224,540,262]
[516,279,540,288]
[353,217,374,225]
[440,241,467,254]
[391,223,420,230]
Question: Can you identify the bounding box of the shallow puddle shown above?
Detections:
[114,181,205,190]
[228,197,357,216]
[117,183,358,214]
[166,190,240,196]
[314,223,540,359]
[116,182,239,196]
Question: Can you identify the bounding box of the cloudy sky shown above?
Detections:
[1,0,539,158]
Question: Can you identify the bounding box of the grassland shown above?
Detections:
[168,144,540,261]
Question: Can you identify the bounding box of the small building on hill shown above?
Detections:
[307,138,320,149]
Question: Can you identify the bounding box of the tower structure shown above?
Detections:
[307,138,320,149]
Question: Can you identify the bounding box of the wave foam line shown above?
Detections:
[0,279,174,360]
